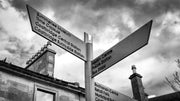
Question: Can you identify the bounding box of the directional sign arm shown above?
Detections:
[26,5,86,61]
[95,82,136,101]
[92,20,153,78]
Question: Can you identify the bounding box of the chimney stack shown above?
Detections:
[129,65,148,101]
[26,42,56,77]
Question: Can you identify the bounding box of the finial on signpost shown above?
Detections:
[84,32,93,43]
[132,65,137,74]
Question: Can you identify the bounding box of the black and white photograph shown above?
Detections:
[0,0,180,101]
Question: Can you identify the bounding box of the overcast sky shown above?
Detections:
[1,0,180,98]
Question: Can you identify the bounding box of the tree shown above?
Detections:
[165,59,180,91]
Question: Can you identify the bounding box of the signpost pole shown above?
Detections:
[84,32,95,101]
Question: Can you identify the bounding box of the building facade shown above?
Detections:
[0,61,85,101]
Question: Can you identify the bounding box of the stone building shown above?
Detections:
[0,58,85,101]
[0,44,85,101]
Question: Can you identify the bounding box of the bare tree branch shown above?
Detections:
[165,59,180,91]
[175,59,180,68]
[165,77,179,91]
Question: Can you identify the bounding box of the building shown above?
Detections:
[0,60,85,101]
[0,42,86,101]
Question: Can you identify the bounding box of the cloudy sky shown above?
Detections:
[1,0,180,98]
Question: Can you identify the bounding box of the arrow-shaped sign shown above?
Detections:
[26,5,86,61]
[92,20,153,78]
[95,82,136,101]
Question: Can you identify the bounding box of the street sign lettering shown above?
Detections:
[92,20,153,77]
[95,82,136,101]
[26,5,86,61]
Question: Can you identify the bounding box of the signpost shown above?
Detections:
[95,82,136,101]
[84,33,95,101]
[26,4,153,101]
[92,20,153,78]
[26,5,86,61]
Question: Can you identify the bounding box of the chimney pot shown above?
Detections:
[132,65,137,73]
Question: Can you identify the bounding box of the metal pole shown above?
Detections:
[84,32,95,101]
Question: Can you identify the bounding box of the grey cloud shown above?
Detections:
[0,26,7,36]
[7,0,49,18]
[130,21,180,62]
[0,32,35,66]
[145,80,172,96]
[7,0,101,37]
[92,0,180,22]
[157,44,180,61]
[9,36,34,57]
[7,0,48,12]
[152,24,180,61]
[4,1,145,40]
[7,0,26,12]
[118,87,134,97]
[7,0,180,61]
[7,0,180,24]
[51,0,180,39]
[92,0,136,10]
[7,0,88,13]
[133,0,180,25]
[0,0,5,9]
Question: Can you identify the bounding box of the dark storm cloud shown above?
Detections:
[7,0,88,12]
[0,0,4,9]
[7,0,180,60]
[7,0,94,34]
[7,0,48,12]
[92,0,136,10]
[92,0,180,23]
[7,0,180,21]
[133,0,180,25]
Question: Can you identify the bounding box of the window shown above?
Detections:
[36,89,55,101]
[35,84,58,101]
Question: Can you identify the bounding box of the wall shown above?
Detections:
[0,71,34,101]
[0,70,85,101]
